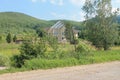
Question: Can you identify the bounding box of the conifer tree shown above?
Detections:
[13,35,17,42]
[6,33,12,43]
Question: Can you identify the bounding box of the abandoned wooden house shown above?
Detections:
[48,21,66,43]
[47,21,79,43]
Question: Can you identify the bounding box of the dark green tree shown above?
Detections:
[115,24,120,45]
[65,22,78,51]
[13,35,17,42]
[6,33,12,43]
[36,28,46,37]
[0,35,2,42]
[65,22,74,44]
[82,0,119,50]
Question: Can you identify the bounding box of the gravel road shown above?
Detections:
[0,61,120,80]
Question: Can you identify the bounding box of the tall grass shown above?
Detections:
[0,43,20,57]
[0,40,120,74]
[22,49,120,70]
[91,50,120,63]
[0,43,20,67]
[23,58,79,70]
[0,49,120,74]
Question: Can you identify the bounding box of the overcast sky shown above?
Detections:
[0,0,120,21]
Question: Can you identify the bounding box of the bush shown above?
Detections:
[12,39,47,68]
[11,54,26,68]
[0,54,10,66]
[75,42,92,59]
[70,39,79,44]
[76,43,90,53]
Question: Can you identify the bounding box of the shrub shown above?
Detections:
[12,39,47,68]
[75,42,92,59]
[76,43,90,52]
[0,54,10,66]
[11,54,26,68]
[70,39,79,44]
[46,35,58,52]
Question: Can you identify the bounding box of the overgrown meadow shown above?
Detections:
[0,39,120,74]
[0,0,120,74]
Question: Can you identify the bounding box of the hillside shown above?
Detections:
[0,12,83,36]
[0,12,53,35]
[0,12,119,35]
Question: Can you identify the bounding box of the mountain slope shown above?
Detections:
[0,12,53,35]
[0,12,83,36]
[0,12,119,36]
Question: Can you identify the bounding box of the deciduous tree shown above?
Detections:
[82,0,119,50]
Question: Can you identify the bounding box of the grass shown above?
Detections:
[17,49,120,70]
[0,43,20,57]
[23,48,120,68]
[0,43,20,67]
[0,50,120,74]
[111,46,120,50]
[91,50,120,63]
[0,42,120,74]
[23,58,79,70]
[0,68,28,74]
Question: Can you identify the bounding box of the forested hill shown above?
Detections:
[0,12,53,35]
[0,12,119,36]
[0,12,83,36]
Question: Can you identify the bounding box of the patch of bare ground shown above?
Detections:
[0,67,6,70]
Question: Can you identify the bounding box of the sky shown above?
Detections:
[0,0,120,21]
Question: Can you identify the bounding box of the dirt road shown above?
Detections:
[0,61,120,80]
